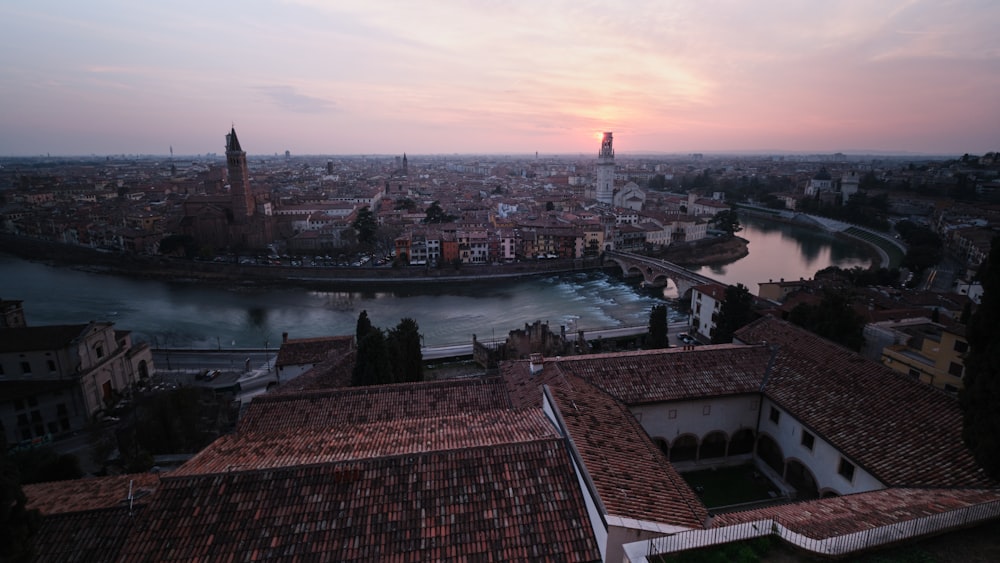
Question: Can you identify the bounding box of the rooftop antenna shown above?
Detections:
[127,479,134,517]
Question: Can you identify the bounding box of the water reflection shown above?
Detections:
[0,215,870,348]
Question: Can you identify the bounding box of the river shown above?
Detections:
[0,215,870,349]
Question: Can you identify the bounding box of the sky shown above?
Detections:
[1,0,998,157]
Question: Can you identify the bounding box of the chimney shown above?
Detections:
[529,353,544,375]
[282,332,288,343]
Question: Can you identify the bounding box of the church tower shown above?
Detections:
[595,132,615,205]
[226,127,254,221]
[402,153,408,175]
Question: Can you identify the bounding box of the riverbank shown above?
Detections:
[0,233,747,289]
[651,235,750,266]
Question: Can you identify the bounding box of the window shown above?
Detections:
[769,406,781,424]
[668,409,677,420]
[908,368,920,379]
[801,430,815,451]
[954,340,968,354]
[948,362,964,378]
[0,363,4,376]
[47,360,57,373]
[95,344,104,359]
[20,361,31,375]
[702,405,712,416]
[838,458,856,482]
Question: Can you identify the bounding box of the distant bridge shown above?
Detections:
[604,251,720,297]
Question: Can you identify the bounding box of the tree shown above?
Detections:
[711,209,742,235]
[647,174,666,191]
[712,284,755,344]
[423,201,456,224]
[352,311,424,386]
[158,234,198,258]
[353,324,391,386]
[545,201,555,211]
[356,310,374,343]
[388,318,423,383]
[647,305,668,349]
[1,433,41,562]
[787,289,865,351]
[352,206,377,245]
[961,236,1000,479]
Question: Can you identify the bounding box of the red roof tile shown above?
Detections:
[24,472,160,515]
[175,409,558,476]
[120,443,602,562]
[238,377,512,434]
[501,359,709,530]
[736,316,995,488]
[534,345,771,405]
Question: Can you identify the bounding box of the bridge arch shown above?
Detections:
[603,251,718,297]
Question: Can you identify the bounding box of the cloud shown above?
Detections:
[255,85,335,114]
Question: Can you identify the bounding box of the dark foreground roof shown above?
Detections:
[120,442,601,562]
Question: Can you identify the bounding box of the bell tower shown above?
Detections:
[226,127,254,221]
[595,132,615,205]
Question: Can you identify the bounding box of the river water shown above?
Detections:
[0,215,870,349]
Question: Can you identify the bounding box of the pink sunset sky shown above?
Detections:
[1,0,998,156]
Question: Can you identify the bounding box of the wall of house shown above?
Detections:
[759,397,884,496]
[276,362,315,383]
[690,290,721,340]
[632,394,760,453]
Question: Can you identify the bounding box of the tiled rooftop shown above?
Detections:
[501,360,709,531]
[238,377,512,434]
[545,376,710,530]
[539,344,771,405]
[714,488,1000,539]
[736,316,995,488]
[32,506,143,563]
[24,472,160,515]
[271,349,355,394]
[174,408,557,476]
[120,443,602,562]
[275,334,354,367]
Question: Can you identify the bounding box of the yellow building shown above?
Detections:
[881,321,967,393]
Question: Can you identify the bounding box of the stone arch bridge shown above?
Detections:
[604,250,720,297]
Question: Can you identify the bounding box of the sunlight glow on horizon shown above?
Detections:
[0,0,998,156]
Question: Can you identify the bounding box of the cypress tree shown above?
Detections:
[647,305,668,348]
[960,237,1000,479]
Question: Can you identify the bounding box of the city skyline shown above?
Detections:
[1,1,998,157]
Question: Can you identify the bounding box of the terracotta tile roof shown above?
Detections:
[714,488,1000,539]
[120,443,602,562]
[271,349,355,394]
[174,409,557,476]
[24,472,160,515]
[735,316,995,488]
[237,377,512,434]
[545,375,709,530]
[535,345,771,405]
[501,359,709,531]
[275,334,354,368]
[33,506,143,563]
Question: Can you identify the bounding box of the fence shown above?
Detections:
[627,498,1000,561]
